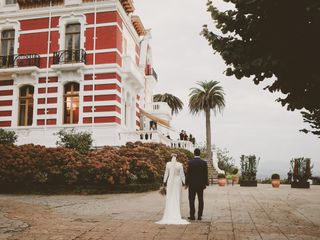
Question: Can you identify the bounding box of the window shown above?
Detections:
[1,30,15,67]
[5,0,17,5]
[18,85,34,126]
[63,82,79,124]
[1,30,15,56]
[65,23,80,62]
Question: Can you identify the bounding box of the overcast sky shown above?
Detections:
[134,0,320,178]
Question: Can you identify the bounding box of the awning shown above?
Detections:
[139,108,171,129]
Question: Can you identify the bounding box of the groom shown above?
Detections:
[185,148,209,220]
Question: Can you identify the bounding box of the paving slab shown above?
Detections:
[0,185,320,239]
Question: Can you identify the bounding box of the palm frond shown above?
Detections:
[153,93,184,115]
[189,80,225,115]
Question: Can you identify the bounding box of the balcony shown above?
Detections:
[119,130,171,146]
[145,66,158,81]
[146,102,172,122]
[53,49,86,65]
[17,0,64,9]
[119,130,194,152]
[0,54,40,69]
[122,55,144,88]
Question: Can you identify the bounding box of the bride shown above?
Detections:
[156,154,189,225]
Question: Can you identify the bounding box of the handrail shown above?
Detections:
[53,49,86,64]
[0,54,40,68]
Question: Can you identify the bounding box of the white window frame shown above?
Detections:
[58,14,86,51]
[0,20,20,56]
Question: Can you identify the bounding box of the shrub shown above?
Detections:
[271,173,280,180]
[0,129,17,145]
[56,129,93,154]
[232,168,239,175]
[240,155,260,181]
[218,173,226,179]
[0,144,83,185]
[117,142,189,183]
[290,157,312,183]
[0,142,190,189]
[217,148,237,175]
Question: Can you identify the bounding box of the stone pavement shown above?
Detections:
[0,185,320,240]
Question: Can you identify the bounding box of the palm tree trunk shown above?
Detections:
[205,108,212,160]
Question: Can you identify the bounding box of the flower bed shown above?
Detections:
[0,142,190,193]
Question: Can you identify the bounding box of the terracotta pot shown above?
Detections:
[218,178,226,187]
[272,179,280,188]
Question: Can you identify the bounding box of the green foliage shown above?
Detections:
[56,129,93,154]
[202,0,320,137]
[232,168,239,175]
[189,81,225,160]
[153,93,184,115]
[291,157,312,183]
[217,148,236,175]
[189,81,225,115]
[271,173,280,180]
[0,129,17,145]
[240,155,260,181]
[218,173,226,179]
[300,109,320,138]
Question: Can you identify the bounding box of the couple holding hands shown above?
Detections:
[156,148,209,225]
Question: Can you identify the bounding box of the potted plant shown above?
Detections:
[231,168,239,185]
[291,158,312,189]
[218,173,226,187]
[226,175,233,185]
[239,155,259,187]
[271,173,280,188]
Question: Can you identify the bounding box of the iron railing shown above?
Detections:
[0,54,40,69]
[17,0,64,9]
[53,49,86,64]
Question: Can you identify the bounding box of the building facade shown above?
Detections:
[0,0,193,150]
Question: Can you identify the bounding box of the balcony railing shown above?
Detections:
[53,49,86,65]
[17,0,64,9]
[0,54,40,69]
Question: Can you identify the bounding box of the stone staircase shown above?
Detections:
[207,159,218,184]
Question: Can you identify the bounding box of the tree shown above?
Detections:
[0,129,17,145]
[56,129,93,154]
[153,93,184,115]
[189,81,225,160]
[202,0,320,137]
[216,148,237,175]
[300,109,320,137]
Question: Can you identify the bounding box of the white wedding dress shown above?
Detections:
[156,156,189,225]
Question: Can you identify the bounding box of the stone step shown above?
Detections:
[206,159,218,184]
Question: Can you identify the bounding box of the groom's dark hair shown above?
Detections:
[194,148,201,157]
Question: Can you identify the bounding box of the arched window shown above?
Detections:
[63,82,79,124]
[18,85,34,126]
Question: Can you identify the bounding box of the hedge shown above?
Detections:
[0,142,191,193]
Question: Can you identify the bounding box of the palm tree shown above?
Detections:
[153,93,184,115]
[189,81,225,160]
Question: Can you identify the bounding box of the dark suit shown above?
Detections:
[186,157,209,219]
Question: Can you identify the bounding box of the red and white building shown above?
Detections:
[0,0,193,150]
